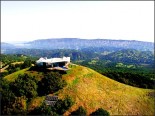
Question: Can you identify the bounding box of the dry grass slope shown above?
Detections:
[58,64,155,115]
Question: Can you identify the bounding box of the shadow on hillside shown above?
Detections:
[29,66,67,75]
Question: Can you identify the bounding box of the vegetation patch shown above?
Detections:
[27,96,45,112]
[4,68,29,82]
[72,77,80,86]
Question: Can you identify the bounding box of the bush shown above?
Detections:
[0,78,16,115]
[53,96,74,115]
[29,102,60,115]
[90,108,110,116]
[11,96,27,115]
[28,102,53,115]
[37,72,67,96]
[21,59,32,68]
[70,106,87,116]
[29,96,73,115]
[11,74,38,99]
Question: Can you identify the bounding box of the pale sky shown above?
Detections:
[1,1,154,42]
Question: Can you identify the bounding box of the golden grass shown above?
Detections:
[27,96,45,112]
[58,64,155,115]
[0,65,9,73]
[11,61,24,65]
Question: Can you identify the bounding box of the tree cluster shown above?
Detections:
[29,96,74,115]
[0,71,67,115]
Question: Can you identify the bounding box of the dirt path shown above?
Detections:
[0,65,9,73]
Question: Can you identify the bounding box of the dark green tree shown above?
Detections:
[53,96,74,115]
[11,74,38,99]
[28,102,55,115]
[38,72,67,95]
[70,106,87,116]
[0,78,16,115]
[90,108,110,116]
[22,59,32,68]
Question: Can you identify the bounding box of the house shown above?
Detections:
[36,57,70,70]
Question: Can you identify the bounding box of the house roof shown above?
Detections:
[36,57,70,64]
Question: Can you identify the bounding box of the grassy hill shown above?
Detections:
[58,64,154,115]
[4,64,155,115]
[4,68,30,82]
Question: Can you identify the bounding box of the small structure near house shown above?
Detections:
[36,57,70,70]
[44,95,58,106]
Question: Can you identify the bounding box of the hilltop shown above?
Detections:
[58,64,154,115]
[3,64,155,115]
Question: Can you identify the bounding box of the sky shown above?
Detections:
[1,1,154,42]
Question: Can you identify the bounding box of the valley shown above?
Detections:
[0,38,154,115]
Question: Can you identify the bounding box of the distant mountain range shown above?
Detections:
[1,42,16,49]
[1,38,154,51]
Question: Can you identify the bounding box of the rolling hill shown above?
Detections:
[25,38,154,51]
[3,64,155,115]
[101,49,154,64]
[2,38,154,51]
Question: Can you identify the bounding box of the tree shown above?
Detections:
[11,96,27,115]
[53,96,74,115]
[38,72,67,96]
[22,59,32,68]
[90,108,110,116]
[28,102,54,115]
[70,106,87,116]
[0,78,16,115]
[11,74,38,99]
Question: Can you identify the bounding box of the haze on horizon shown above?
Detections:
[1,1,154,43]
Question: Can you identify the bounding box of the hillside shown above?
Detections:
[3,64,154,115]
[101,49,154,64]
[58,64,154,115]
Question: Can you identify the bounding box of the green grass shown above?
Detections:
[72,77,79,86]
[88,60,97,65]
[4,68,30,82]
[4,67,45,82]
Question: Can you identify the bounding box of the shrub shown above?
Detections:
[53,96,74,115]
[0,79,16,115]
[28,102,56,115]
[11,96,27,115]
[90,108,110,116]
[70,106,87,116]
[22,59,32,68]
[37,72,67,96]
[11,74,38,99]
